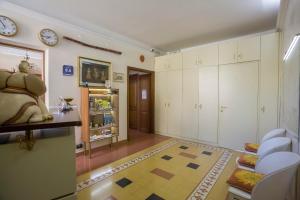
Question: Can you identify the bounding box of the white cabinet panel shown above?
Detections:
[168,53,182,70]
[155,71,168,134]
[219,40,237,65]
[155,56,168,72]
[198,44,219,66]
[182,49,198,69]
[167,70,182,136]
[259,33,279,141]
[182,68,199,139]
[219,62,259,150]
[237,36,260,62]
[198,66,219,143]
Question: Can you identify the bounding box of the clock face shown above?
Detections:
[0,15,17,37]
[39,28,59,46]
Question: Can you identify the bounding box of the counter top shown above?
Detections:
[0,108,82,133]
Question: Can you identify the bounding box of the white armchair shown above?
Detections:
[228,152,300,200]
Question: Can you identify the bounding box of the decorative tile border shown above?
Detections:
[187,150,233,200]
[77,140,178,191]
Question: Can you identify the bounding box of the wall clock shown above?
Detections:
[0,15,17,37]
[39,28,59,46]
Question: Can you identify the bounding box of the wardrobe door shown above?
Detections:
[237,36,260,63]
[198,66,219,143]
[219,40,237,65]
[182,49,198,69]
[155,71,168,134]
[258,33,279,141]
[219,62,259,150]
[197,44,219,66]
[182,68,199,139]
[168,53,182,70]
[167,70,182,136]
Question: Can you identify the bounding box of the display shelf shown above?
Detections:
[81,87,119,158]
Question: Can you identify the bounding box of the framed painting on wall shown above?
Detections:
[113,72,124,82]
[78,57,111,87]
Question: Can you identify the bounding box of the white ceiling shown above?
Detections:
[5,0,280,51]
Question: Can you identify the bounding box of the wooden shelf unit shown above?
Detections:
[81,87,119,158]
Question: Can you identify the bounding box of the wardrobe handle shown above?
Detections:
[198,104,202,109]
[168,103,170,107]
[220,105,228,112]
[194,104,198,109]
[261,106,265,112]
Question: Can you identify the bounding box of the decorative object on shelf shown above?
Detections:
[63,65,74,76]
[58,96,74,112]
[63,36,122,55]
[105,80,111,88]
[81,87,119,158]
[0,59,53,126]
[139,54,145,63]
[78,57,111,87]
[38,28,59,46]
[0,15,17,37]
[112,72,124,82]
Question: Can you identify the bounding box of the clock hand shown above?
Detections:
[0,21,6,28]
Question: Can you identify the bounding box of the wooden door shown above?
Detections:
[219,40,237,65]
[219,62,259,150]
[198,66,219,143]
[259,33,279,141]
[129,74,138,129]
[167,69,182,136]
[182,67,199,139]
[155,71,168,134]
[138,74,151,132]
[237,36,260,62]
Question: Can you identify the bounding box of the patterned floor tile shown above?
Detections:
[161,155,173,160]
[179,145,188,150]
[186,163,200,169]
[179,152,197,159]
[115,177,132,188]
[151,168,174,180]
[146,193,165,200]
[202,151,212,156]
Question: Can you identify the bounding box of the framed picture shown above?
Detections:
[78,57,111,87]
[113,72,124,82]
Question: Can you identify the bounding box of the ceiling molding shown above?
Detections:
[0,1,159,53]
[276,0,289,31]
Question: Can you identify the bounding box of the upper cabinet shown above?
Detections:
[219,35,260,65]
[182,44,218,68]
[155,53,182,71]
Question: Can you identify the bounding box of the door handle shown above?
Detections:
[198,104,202,109]
[168,103,170,107]
[261,106,265,112]
[220,105,228,112]
[194,104,198,109]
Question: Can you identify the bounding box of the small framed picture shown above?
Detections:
[113,72,124,82]
[78,57,111,87]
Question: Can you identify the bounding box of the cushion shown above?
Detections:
[244,143,259,153]
[261,128,286,143]
[238,154,258,168]
[227,168,264,194]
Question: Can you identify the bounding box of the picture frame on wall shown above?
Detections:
[78,57,111,87]
[113,72,124,82]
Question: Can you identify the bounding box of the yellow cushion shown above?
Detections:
[238,154,258,168]
[245,143,259,153]
[227,168,264,193]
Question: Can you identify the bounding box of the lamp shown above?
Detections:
[283,34,300,61]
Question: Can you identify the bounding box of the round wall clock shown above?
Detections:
[0,15,17,37]
[39,28,59,46]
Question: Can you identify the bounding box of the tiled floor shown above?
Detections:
[77,139,240,200]
[76,130,169,175]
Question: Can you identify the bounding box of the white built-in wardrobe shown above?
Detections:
[155,32,279,150]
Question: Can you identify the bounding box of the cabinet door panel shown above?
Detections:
[167,70,182,136]
[198,66,219,143]
[219,40,237,65]
[155,56,168,71]
[237,36,260,62]
[219,62,258,150]
[182,49,198,69]
[198,44,219,66]
[155,71,168,134]
[182,68,198,139]
[259,33,279,141]
[168,53,182,70]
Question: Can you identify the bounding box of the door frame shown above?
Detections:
[127,66,155,140]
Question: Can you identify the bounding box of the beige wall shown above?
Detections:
[0,4,155,145]
[280,0,300,152]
